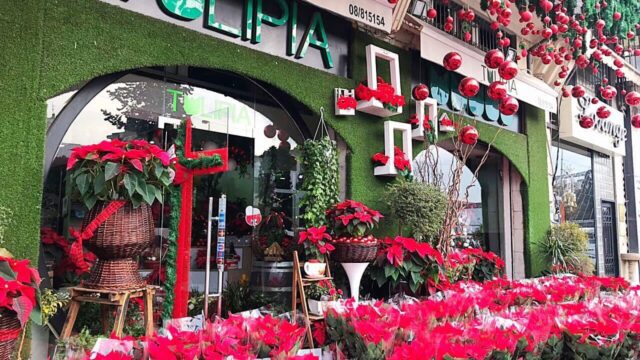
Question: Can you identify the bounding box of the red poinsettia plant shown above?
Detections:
[0,257,42,326]
[326,200,383,239]
[336,96,358,110]
[372,146,412,180]
[372,236,443,294]
[355,76,405,111]
[67,139,173,209]
[298,226,335,261]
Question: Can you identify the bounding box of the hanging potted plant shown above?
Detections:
[0,257,42,357]
[66,139,173,289]
[298,226,334,278]
[326,200,382,263]
[305,279,343,316]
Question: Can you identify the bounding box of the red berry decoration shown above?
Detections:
[632,114,640,128]
[571,86,586,98]
[498,61,519,80]
[484,49,505,69]
[443,52,462,71]
[597,106,611,119]
[458,77,480,98]
[579,116,595,129]
[487,81,508,101]
[412,84,430,101]
[625,91,640,106]
[459,125,479,145]
[499,96,519,116]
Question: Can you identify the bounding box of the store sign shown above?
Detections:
[559,94,627,156]
[302,0,393,33]
[99,0,350,76]
[419,27,557,113]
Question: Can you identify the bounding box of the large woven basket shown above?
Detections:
[82,202,154,290]
[332,242,379,263]
[0,310,21,359]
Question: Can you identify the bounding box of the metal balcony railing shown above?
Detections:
[408,0,517,53]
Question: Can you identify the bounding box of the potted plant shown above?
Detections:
[298,226,334,278]
[66,139,173,290]
[326,200,382,263]
[0,256,42,357]
[305,279,342,316]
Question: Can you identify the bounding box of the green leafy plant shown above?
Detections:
[66,139,174,209]
[55,327,99,360]
[385,180,447,243]
[40,288,69,325]
[541,223,594,275]
[300,137,339,227]
[305,279,342,301]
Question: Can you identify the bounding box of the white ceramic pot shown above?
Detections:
[304,261,326,277]
[308,299,324,316]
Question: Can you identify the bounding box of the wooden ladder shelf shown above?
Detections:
[291,251,332,349]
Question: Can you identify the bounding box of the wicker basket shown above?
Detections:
[82,202,154,290]
[332,242,379,263]
[0,310,21,359]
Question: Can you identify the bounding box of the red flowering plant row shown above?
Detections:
[371,236,503,296]
[355,76,405,111]
[322,275,640,360]
[66,139,173,209]
[85,314,313,360]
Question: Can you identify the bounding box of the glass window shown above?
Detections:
[42,69,312,306]
[551,143,596,264]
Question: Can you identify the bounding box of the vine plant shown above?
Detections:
[300,137,339,228]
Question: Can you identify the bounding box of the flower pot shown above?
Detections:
[332,241,378,263]
[304,261,326,278]
[0,310,21,359]
[83,202,153,290]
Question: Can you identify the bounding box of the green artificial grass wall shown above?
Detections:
[0,0,550,276]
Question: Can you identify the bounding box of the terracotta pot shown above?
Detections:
[82,202,153,290]
[0,310,21,359]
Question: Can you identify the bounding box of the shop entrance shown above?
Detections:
[41,66,331,321]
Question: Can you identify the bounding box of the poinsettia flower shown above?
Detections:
[371,152,389,165]
[386,243,404,267]
[337,96,357,110]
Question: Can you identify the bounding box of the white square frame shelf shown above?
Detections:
[357,44,403,117]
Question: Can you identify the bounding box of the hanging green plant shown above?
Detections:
[300,137,339,228]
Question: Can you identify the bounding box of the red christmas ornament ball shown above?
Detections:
[571,85,586,98]
[591,97,600,105]
[277,130,289,142]
[632,114,640,128]
[625,91,640,106]
[459,125,479,145]
[484,49,505,69]
[597,106,611,119]
[498,61,519,80]
[412,84,430,101]
[427,8,437,19]
[443,52,463,71]
[613,12,621,21]
[579,116,595,129]
[499,96,520,116]
[458,77,480,98]
[487,81,508,101]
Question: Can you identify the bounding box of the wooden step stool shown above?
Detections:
[61,286,158,339]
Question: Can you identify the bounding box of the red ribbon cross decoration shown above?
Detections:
[172,118,228,318]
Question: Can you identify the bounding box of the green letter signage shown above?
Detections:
[295,12,333,69]
[206,0,242,37]
[252,0,289,44]
[158,0,204,20]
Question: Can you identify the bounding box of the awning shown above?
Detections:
[420,26,558,113]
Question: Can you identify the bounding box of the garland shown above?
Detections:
[175,121,223,169]
[162,186,181,320]
[299,137,339,228]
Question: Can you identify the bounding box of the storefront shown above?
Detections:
[555,91,628,276]
[0,1,555,354]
